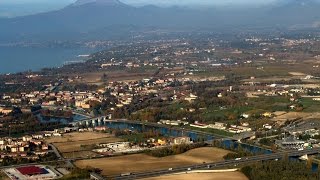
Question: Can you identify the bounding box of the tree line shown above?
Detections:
[145,142,206,158]
[241,158,319,180]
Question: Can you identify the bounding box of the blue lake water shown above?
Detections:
[0,46,100,74]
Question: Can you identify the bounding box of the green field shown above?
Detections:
[201,106,254,123]
[300,98,320,112]
[185,126,234,137]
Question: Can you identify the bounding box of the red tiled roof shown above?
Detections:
[17,166,46,175]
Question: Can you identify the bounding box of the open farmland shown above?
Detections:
[52,137,121,153]
[46,132,115,143]
[271,111,320,125]
[45,132,122,157]
[143,171,248,180]
[75,147,230,176]
[76,67,185,84]
[79,70,154,83]
[62,150,101,159]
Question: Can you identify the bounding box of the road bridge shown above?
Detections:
[70,116,108,127]
[70,118,228,140]
[71,118,257,142]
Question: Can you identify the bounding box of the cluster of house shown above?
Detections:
[0,135,49,160]
[1,90,104,109]
[147,136,193,146]
[104,77,216,109]
[244,82,320,105]
[100,42,216,70]
[158,119,253,134]
[190,121,252,134]
[0,63,230,123]
[51,126,109,134]
[93,141,142,154]
[228,125,252,134]
[0,106,13,116]
[93,136,193,155]
[158,120,189,126]
[0,126,111,161]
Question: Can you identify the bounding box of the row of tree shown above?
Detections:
[146,142,206,157]
[1,113,63,136]
[1,152,57,166]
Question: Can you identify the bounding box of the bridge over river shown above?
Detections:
[70,117,225,141]
[70,117,271,154]
[70,117,249,141]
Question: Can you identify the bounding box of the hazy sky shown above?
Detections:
[0,0,293,17]
[0,0,279,5]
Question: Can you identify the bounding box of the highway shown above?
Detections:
[109,147,320,180]
[1,147,319,180]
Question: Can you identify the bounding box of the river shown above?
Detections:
[102,121,320,170]
[103,121,273,154]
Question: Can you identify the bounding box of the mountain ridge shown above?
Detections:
[1,0,320,42]
[71,0,126,6]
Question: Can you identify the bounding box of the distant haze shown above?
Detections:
[1,0,320,74]
[0,0,279,5]
[123,0,279,6]
[0,0,299,17]
[1,0,320,43]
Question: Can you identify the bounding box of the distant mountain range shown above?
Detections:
[1,0,320,42]
[71,0,125,6]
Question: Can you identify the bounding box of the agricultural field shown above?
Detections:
[79,70,154,83]
[76,67,182,83]
[143,171,248,180]
[46,132,113,143]
[62,151,100,159]
[45,132,122,158]
[75,147,230,176]
[300,98,320,112]
[272,111,320,125]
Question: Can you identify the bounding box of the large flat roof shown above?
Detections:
[16,166,48,175]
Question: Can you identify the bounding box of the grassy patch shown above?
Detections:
[185,126,234,137]
[201,106,254,123]
[120,133,147,143]
[300,98,320,112]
